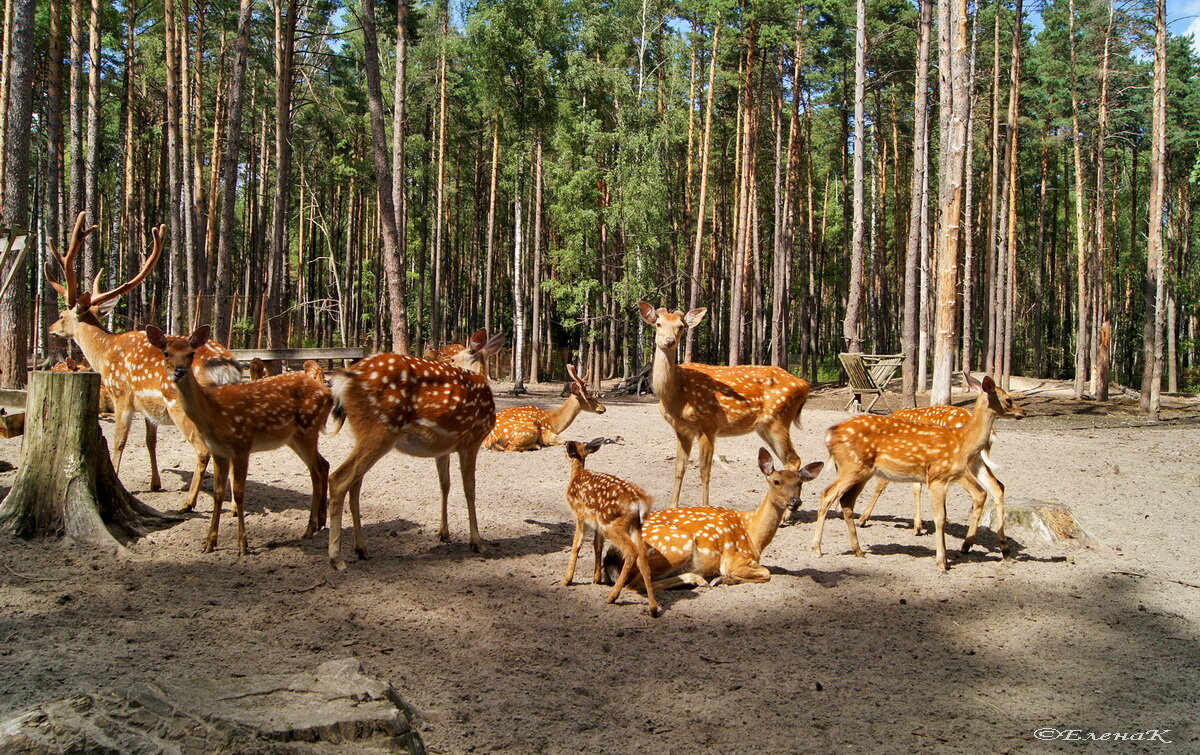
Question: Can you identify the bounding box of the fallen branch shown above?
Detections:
[2,562,66,582]
[1110,570,1200,590]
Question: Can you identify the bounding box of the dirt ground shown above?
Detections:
[1,378,1198,753]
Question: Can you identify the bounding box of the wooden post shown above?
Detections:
[0,371,178,547]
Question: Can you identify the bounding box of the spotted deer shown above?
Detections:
[146,325,333,554]
[248,358,270,381]
[637,302,810,508]
[423,343,465,363]
[50,357,114,412]
[562,438,659,618]
[812,374,1025,571]
[322,329,505,569]
[46,212,241,511]
[856,380,1013,539]
[608,449,824,591]
[484,365,606,452]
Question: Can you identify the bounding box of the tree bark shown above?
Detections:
[268,0,300,348]
[0,0,34,387]
[1140,0,1167,416]
[844,0,867,353]
[684,24,719,363]
[902,0,932,406]
[1068,0,1089,398]
[359,0,410,354]
[0,372,179,545]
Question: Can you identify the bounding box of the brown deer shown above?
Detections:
[46,212,241,511]
[856,385,1012,542]
[637,302,810,508]
[562,438,659,618]
[322,329,504,569]
[248,358,270,381]
[608,449,823,591]
[50,357,114,412]
[484,364,606,451]
[146,325,333,554]
[811,374,1025,571]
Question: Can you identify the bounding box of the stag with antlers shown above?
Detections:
[45,212,242,511]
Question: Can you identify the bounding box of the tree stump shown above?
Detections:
[0,371,178,548]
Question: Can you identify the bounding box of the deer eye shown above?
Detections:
[772,479,780,485]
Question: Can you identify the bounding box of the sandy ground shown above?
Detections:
[1,380,1199,753]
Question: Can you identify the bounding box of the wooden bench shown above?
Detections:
[228,348,366,375]
[838,352,904,414]
[0,388,26,437]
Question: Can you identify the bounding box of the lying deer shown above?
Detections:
[812,374,1025,571]
[47,214,241,510]
[562,438,659,618]
[50,357,114,413]
[637,302,810,508]
[856,381,1012,543]
[484,365,605,451]
[146,325,333,555]
[323,329,504,569]
[607,449,823,591]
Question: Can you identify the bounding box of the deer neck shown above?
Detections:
[741,492,788,558]
[545,394,583,434]
[71,320,118,374]
[651,343,684,411]
[171,369,225,440]
[957,393,1000,465]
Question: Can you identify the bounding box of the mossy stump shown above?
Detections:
[0,371,178,548]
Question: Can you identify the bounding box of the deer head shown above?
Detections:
[963,372,1026,420]
[146,325,211,383]
[449,329,505,375]
[563,363,605,415]
[637,301,707,354]
[758,448,824,512]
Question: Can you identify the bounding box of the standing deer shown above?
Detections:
[856,381,1014,539]
[46,213,241,511]
[562,438,659,618]
[50,357,114,412]
[811,374,1025,571]
[484,365,606,451]
[637,302,810,508]
[146,326,333,554]
[322,329,504,569]
[608,449,824,591]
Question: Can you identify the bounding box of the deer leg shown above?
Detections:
[668,434,693,508]
[723,561,772,584]
[811,484,841,557]
[604,528,639,605]
[977,463,1007,556]
[230,455,251,556]
[203,455,230,553]
[291,435,330,538]
[144,420,162,492]
[349,477,367,560]
[959,472,989,554]
[435,454,452,543]
[839,482,867,558]
[857,479,889,528]
[756,421,801,471]
[592,529,605,584]
[111,400,134,476]
[327,436,391,569]
[813,476,867,557]
[457,446,485,552]
[929,480,950,571]
[697,433,715,507]
[631,530,660,618]
[562,519,586,586]
[912,483,925,535]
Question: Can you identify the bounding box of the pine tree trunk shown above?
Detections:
[530,134,544,382]
[268,0,299,348]
[360,0,409,354]
[684,24,719,363]
[902,0,932,406]
[213,0,251,345]
[482,118,500,338]
[0,0,32,387]
[844,0,867,353]
[999,0,1023,389]
[1140,0,1167,416]
[1091,2,1114,400]
[1068,0,1090,398]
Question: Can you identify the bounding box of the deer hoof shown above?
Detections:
[356,547,370,561]
[469,541,483,553]
[648,605,661,619]
[331,559,348,571]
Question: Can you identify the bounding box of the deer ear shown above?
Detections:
[962,371,982,391]
[981,375,995,393]
[637,301,658,325]
[798,461,825,482]
[189,325,212,350]
[145,325,168,351]
[466,329,488,352]
[565,442,583,461]
[757,448,775,476]
[684,308,707,328]
[94,297,120,317]
[75,291,93,312]
[481,333,505,357]
[585,437,607,454]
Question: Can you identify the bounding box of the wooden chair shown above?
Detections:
[838,352,904,413]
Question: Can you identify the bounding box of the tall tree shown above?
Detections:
[902,0,932,406]
[267,0,300,347]
[844,0,867,353]
[1140,0,1167,416]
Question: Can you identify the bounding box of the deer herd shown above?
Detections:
[39,214,1029,617]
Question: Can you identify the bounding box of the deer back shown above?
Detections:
[567,468,652,525]
[332,354,496,450]
[486,405,551,446]
[200,372,333,448]
[890,404,972,429]
[93,331,238,422]
[676,363,808,431]
[642,506,756,571]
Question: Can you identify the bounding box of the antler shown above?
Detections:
[89,224,166,307]
[44,211,96,304]
[566,362,588,391]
